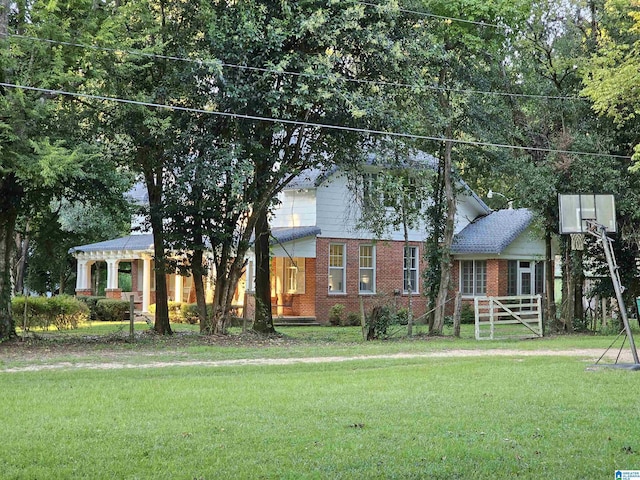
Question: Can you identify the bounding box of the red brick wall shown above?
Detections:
[314,237,428,323]
[105,288,122,299]
[451,258,510,312]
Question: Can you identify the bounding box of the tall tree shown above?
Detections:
[348,142,435,336]
[0,0,124,340]
[174,0,440,334]
[582,0,640,165]
[87,0,219,334]
[411,0,527,335]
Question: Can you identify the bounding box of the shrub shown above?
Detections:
[460,304,475,324]
[179,303,214,325]
[365,304,407,340]
[11,295,89,331]
[148,302,183,323]
[95,299,129,322]
[328,304,345,326]
[76,296,107,320]
[344,312,362,327]
[396,307,409,325]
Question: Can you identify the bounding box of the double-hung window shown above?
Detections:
[329,244,345,294]
[461,260,487,296]
[403,246,418,294]
[359,245,375,294]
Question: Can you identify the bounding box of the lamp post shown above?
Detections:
[487,189,513,209]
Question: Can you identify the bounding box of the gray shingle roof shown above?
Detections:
[70,227,322,255]
[452,208,534,255]
[271,226,321,245]
[69,234,154,254]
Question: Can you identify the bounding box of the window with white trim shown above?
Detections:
[359,245,375,294]
[403,246,418,294]
[245,259,255,293]
[461,260,486,296]
[284,257,305,294]
[329,244,345,293]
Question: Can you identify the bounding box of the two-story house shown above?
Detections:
[70,153,549,322]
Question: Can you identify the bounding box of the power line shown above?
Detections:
[2,33,584,102]
[356,1,504,29]
[0,82,629,160]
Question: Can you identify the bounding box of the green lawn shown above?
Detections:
[2,324,640,479]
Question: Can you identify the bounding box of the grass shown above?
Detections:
[2,323,639,478]
[1,353,639,479]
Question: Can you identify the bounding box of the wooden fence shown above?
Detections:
[474,295,543,340]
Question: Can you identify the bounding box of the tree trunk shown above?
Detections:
[544,230,556,333]
[13,225,29,295]
[561,238,575,332]
[431,138,455,335]
[252,207,275,335]
[144,166,172,335]
[192,247,210,334]
[0,198,18,340]
[425,134,446,332]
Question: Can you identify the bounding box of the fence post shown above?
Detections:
[129,295,135,341]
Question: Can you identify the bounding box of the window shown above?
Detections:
[403,246,418,294]
[245,260,255,293]
[284,257,305,294]
[461,260,486,296]
[329,244,345,293]
[359,245,375,293]
[507,260,545,296]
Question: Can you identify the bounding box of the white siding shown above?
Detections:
[501,230,546,259]
[271,236,317,258]
[270,189,316,228]
[315,173,426,241]
[271,171,485,242]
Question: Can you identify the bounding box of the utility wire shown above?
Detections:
[356,1,504,28]
[0,82,629,160]
[2,33,584,102]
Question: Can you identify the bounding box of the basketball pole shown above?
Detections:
[590,221,640,365]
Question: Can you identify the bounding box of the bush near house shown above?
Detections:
[180,303,215,324]
[76,296,107,320]
[328,304,345,326]
[460,304,475,324]
[95,299,129,322]
[11,295,89,331]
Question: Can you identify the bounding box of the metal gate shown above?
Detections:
[474,295,543,340]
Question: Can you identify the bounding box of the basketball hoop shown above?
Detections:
[570,233,585,251]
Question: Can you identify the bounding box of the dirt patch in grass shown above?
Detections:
[1,330,634,373]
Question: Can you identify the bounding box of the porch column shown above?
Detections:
[105,258,121,299]
[75,259,93,296]
[174,274,183,303]
[142,256,151,313]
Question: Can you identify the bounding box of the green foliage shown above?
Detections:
[460,304,476,325]
[366,304,404,340]
[148,302,183,323]
[76,296,107,320]
[328,304,345,326]
[11,295,89,331]
[344,312,362,327]
[94,299,129,322]
[179,303,215,325]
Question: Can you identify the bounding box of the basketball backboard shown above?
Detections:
[558,194,617,234]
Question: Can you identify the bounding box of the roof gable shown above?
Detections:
[451,208,534,255]
[69,234,154,254]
